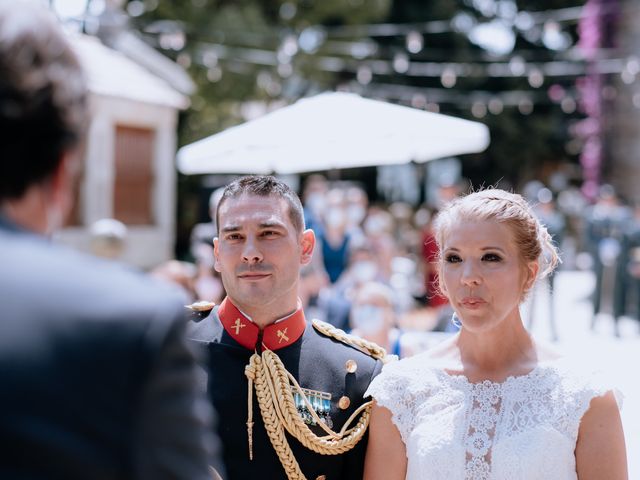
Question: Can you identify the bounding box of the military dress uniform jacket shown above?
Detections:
[188,299,384,480]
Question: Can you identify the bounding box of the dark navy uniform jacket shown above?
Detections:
[188,298,383,480]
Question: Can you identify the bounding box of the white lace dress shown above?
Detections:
[365,353,621,480]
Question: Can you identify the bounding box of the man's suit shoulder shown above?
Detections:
[186,305,223,344]
[1,229,187,333]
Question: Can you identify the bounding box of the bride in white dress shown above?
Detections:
[364,189,627,480]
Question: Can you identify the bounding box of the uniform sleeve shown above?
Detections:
[364,359,419,444]
[132,304,224,480]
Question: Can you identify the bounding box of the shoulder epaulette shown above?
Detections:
[186,300,216,312]
[311,319,388,361]
[185,300,215,321]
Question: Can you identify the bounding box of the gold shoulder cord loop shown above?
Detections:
[243,323,387,480]
[311,319,388,362]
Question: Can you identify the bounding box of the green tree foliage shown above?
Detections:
[134,0,391,145]
[133,0,589,190]
[382,0,586,189]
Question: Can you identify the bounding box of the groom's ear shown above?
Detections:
[300,229,315,265]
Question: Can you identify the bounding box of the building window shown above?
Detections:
[113,125,155,225]
[65,160,85,227]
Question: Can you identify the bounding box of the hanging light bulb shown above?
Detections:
[299,27,326,54]
[159,31,186,51]
[527,68,544,88]
[281,35,299,57]
[177,52,191,68]
[488,98,504,115]
[542,20,571,51]
[405,31,424,54]
[279,2,297,20]
[441,66,457,88]
[471,101,487,118]
[206,66,222,83]
[356,65,373,85]
[626,56,640,75]
[451,12,476,33]
[411,94,427,109]
[560,97,576,114]
[393,52,410,73]
[509,56,526,76]
[547,84,565,103]
[518,98,534,115]
[257,71,272,90]
[127,0,145,17]
[621,69,636,85]
[202,50,218,68]
[621,56,639,85]
[514,12,534,31]
[277,62,293,78]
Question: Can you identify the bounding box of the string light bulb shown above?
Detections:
[356,65,373,85]
[528,68,544,88]
[488,98,504,115]
[441,66,457,88]
[393,52,410,73]
[405,31,424,54]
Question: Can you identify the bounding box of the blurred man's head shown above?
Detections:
[0,2,88,232]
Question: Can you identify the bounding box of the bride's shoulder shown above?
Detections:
[367,351,445,402]
[531,348,619,402]
[380,348,453,381]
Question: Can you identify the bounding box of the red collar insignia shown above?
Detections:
[218,297,306,351]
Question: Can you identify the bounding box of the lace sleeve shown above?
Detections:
[365,358,426,443]
[560,368,624,443]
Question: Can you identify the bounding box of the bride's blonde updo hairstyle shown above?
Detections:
[433,189,560,296]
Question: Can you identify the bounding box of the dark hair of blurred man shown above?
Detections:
[0,3,220,479]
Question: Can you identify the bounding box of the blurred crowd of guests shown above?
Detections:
[131,173,634,360]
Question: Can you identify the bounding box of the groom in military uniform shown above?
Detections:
[188,176,384,479]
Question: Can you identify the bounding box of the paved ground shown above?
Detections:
[525,270,640,478]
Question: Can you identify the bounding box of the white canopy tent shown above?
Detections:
[177,92,490,175]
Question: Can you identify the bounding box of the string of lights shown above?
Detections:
[55,1,639,122]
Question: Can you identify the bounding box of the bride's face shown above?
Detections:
[440,219,537,333]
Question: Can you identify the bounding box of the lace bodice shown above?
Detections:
[365,353,621,480]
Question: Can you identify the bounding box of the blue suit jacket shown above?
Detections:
[0,217,220,479]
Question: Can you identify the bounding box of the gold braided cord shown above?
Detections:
[263,350,372,448]
[245,354,305,479]
[244,349,374,480]
[311,319,388,361]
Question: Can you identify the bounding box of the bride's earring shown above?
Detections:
[451,312,462,329]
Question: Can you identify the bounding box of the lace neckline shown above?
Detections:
[434,360,557,387]
[436,361,558,480]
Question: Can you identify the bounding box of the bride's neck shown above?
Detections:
[455,319,537,379]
